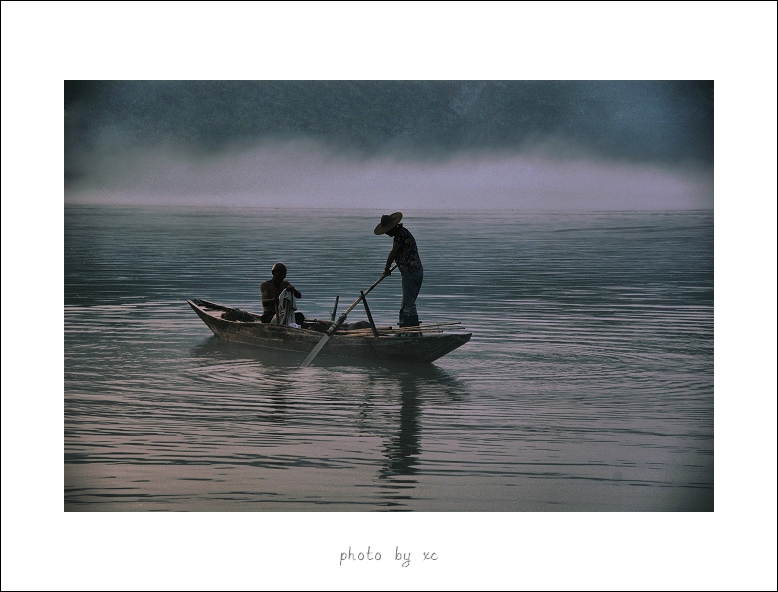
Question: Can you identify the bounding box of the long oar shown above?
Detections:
[301,265,397,367]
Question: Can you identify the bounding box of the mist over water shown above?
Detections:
[64,140,713,211]
[64,205,713,511]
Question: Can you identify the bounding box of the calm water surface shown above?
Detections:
[64,206,713,511]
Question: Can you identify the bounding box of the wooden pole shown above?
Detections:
[360,291,380,337]
[330,296,339,321]
[300,265,397,367]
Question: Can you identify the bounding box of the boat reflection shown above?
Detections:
[189,336,307,367]
[189,337,305,425]
[190,336,470,510]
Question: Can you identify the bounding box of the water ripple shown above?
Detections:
[65,207,713,511]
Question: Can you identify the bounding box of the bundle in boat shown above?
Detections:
[337,322,464,336]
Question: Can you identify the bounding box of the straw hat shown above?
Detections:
[374,212,403,235]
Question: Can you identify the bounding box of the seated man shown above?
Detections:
[260,262,304,324]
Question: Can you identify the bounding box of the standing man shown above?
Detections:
[374,212,423,327]
[260,262,303,324]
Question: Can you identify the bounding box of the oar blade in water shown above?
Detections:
[300,334,331,367]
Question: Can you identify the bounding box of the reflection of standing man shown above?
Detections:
[374,212,423,327]
[384,390,421,477]
[380,374,423,481]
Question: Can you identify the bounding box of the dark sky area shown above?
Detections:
[64,80,713,187]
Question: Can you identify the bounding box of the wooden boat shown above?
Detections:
[187,299,471,364]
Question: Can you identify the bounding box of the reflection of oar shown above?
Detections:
[301,265,397,367]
